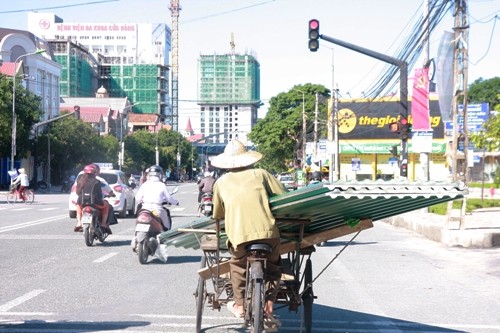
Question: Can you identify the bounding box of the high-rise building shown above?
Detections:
[27,12,171,117]
[197,53,261,144]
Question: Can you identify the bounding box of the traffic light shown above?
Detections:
[401,162,408,177]
[74,105,80,120]
[400,118,411,140]
[308,19,320,52]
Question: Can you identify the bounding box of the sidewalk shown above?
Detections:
[383,207,500,248]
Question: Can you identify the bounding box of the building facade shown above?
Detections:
[197,53,261,145]
[27,12,171,117]
[0,28,61,187]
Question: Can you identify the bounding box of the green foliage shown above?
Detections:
[0,73,42,158]
[429,198,500,215]
[249,83,330,172]
[36,115,115,183]
[468,77,500,110]
[124,129,194,174]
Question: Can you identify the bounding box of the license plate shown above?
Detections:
[135,223,150,232]
[82,215,93,225]
[204,205,212,213]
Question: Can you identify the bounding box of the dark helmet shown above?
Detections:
[312,171,322,181]
[83,164,98,175]
[147,165,163,178]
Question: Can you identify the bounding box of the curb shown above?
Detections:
[382,213,500,248]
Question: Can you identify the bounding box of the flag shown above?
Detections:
[411,67,431,130]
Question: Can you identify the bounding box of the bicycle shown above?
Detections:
[191,219,317,333]
[244,243,273,333]
[6,185,34,204]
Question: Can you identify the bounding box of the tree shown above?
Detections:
[0,73,42,159]
[248,83,330,172]
[124,129,193,176]
[36,115,117,184]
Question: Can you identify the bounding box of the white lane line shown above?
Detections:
[10,207,31,211]
[39,208,59,211]
[170,207,185,211]
[0,311,54,316]
[93,252,119,263]
[0,289,46,312]
[0,215,67,233]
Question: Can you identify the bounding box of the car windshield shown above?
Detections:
[100,173,118,185]
[281,176,293,181]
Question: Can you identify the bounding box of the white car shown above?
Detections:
[68,169,137,218]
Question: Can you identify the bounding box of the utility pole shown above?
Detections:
[314,92,319,161]
[448,0,469,228]
[422,0,431,182]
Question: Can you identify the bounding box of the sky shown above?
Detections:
[1,0,499,133]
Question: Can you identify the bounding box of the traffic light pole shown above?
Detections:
[317,33,409,178]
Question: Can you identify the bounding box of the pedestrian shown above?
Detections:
[490,185,495,198]
[211,139,286,332]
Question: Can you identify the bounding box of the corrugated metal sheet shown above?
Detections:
[159,180,468,250]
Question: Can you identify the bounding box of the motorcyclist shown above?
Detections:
[74,164,112,233]
[309,171,323,185]
[197,171,215,216]
[134,165,179,231]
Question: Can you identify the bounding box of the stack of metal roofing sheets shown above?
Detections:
[159,180,468,250]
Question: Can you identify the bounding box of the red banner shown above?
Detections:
[411,67,431,130]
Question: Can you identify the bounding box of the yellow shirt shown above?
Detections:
[213,168,287,247]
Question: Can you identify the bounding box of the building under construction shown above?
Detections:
[197,53,261,144]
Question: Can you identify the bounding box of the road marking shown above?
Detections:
[0,215,67,233]
[10,207,31,211]
[93,252,119,263]
[0,290,46,312]
[39,207,59,211]
[170,207,185,212]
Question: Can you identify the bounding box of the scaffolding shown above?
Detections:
[198,54,260,105]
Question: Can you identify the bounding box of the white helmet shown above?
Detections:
[204,171,211,177]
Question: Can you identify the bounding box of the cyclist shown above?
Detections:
[211,139,286,331]
[11,168,30,201]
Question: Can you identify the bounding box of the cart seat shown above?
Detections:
[245,243,272,254]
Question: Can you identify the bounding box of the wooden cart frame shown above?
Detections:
[180,218,373,332]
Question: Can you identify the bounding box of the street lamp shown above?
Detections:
[11,49,45,170]
[294,89,307,168]
[117,103,138,170]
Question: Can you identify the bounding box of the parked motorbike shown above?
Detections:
[61,180,71,193]
[134,186,179,264]
[198,192,213,217]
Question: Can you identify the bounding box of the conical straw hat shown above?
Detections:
[211,140,262,169]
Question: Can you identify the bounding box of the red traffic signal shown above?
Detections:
[308,19,320,52]
[400,118,412,140]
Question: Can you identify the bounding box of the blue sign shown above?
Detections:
[456,103,490,133]
[352,158,361,171]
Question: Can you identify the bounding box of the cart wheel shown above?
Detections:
[196,256,207,333]
[302,258,314,333]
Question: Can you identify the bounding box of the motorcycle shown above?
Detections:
[81,205,110,246]
[61,180,71,193]
[198,192,213,217]
[134,186,178,264]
